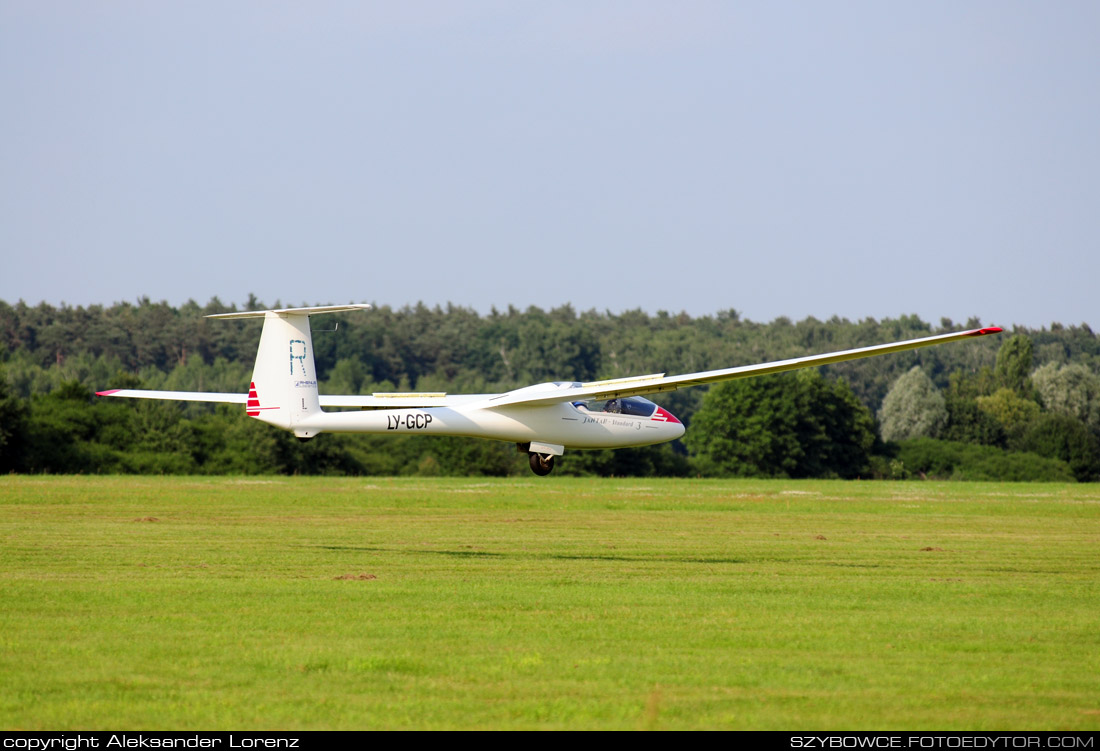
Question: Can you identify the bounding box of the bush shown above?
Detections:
[898,437,1074,482]
[1017,413,1100,482]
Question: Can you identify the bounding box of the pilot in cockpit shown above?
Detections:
[572,396,657,417]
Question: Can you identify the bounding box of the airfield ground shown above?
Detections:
[1,476,1097,730]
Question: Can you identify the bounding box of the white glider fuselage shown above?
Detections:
[291,399,684,449]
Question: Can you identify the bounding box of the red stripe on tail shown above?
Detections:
[247,382,260,416]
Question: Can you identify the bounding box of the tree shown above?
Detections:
[976,387,1040,447]
[1018,413,1100,482]
[686,371,875,478]
[325,358,367,396]
[0,366,28,472]
[948,367,998,400]
[942,394,1006,447]
[1032,362,1100,433]
[878,366,948,442]
[22,381,132,473]
[995,334,1034,394]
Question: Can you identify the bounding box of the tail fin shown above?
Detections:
[207,304,370,438]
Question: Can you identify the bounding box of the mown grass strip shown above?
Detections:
[1,476,1097,730]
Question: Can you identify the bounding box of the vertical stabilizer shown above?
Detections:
[206,304,370,439]
[248,312,321,437]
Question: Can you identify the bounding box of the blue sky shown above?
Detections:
[2,1,1097,328]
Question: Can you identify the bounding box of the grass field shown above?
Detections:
[1,476,1098,730]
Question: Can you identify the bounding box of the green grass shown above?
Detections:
[1,476,1098,730]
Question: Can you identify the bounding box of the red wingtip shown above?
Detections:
[96,389,120,396]
[962,327,1003,337]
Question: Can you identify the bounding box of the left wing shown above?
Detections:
[96,389,492,409]
[96,390,247,403]
[477,327,1003,409]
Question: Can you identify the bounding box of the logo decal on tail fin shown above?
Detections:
[289,340,307,375]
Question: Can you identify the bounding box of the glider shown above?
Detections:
[97,304,1002,475]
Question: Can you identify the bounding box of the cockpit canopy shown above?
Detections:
[573,395,658,417]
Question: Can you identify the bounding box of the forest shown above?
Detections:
[1,297,1098,480]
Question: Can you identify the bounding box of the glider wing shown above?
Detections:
[95,389,490,409]
[95,389,247,403]
[479,327,1004,409]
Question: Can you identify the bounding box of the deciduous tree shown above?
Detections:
[686,371,874,478]
[879,366,948,442]
[1032,362,1100,433]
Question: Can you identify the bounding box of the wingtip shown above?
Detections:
[961,327,1003,337]
[96,389,119,396]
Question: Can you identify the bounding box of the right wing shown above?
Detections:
[477,327,1004,409]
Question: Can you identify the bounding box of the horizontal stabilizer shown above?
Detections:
[206,303,371,320]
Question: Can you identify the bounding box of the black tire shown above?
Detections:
[528,453,555,476]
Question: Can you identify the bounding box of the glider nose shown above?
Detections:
[654,407,685,439]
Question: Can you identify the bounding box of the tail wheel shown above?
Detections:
[529,453,555,476]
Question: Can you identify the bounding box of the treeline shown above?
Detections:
[1,298,1097,479]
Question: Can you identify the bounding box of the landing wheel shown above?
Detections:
[529,453,555,476]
